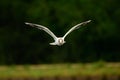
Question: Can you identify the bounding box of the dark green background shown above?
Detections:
[0,0,120,64]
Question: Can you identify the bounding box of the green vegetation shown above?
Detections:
[0,63,120,78]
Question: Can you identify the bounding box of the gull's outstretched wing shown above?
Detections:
[63,20,91,39]
[25,22,57,40]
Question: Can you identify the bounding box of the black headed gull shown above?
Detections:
[25,20,91,46]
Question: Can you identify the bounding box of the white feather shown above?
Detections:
[63,20,91,39]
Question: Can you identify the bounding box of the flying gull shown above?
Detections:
[25,20,91,46]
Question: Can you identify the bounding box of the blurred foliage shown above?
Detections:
[0,0,120,64]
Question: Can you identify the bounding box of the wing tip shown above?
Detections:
[87,20,91,23]
[25,22,30,25]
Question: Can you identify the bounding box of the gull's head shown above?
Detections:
[49,37,65,46]
[57,38,66,46]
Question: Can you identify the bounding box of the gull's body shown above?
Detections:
[25,20,91,46]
